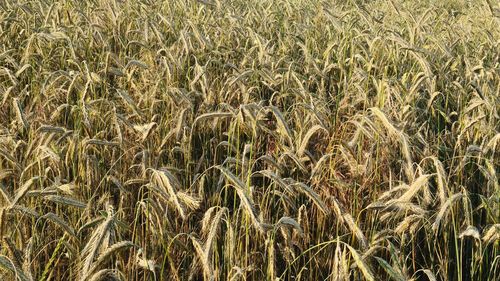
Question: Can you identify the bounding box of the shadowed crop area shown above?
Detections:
[0,0,499,280]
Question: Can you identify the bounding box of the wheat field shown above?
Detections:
[0,0,499,280]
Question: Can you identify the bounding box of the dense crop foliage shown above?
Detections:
[0,0,499,280]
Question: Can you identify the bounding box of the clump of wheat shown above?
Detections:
[0,0,498,280]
